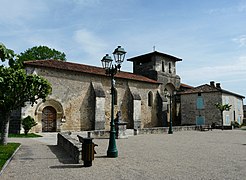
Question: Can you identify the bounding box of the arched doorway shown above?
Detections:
[42,106,57,132]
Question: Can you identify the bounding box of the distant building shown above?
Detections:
[179,81,245,127]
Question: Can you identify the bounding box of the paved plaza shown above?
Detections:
[1,129,246,180]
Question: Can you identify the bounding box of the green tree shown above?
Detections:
[215,103,232,130]
[21,116,37,135]
[0,43,52,145]
[16,45,66,68]
[0,43,15,67]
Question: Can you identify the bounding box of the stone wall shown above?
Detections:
[135,125,196,135]
[23,66,162,133]
[181,92,222,125]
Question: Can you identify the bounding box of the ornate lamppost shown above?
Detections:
[101,46,126,158]
[164,88,176,134]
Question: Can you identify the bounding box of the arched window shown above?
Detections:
[148,91,153,106]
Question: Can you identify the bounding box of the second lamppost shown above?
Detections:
[164,88,176,134]
[101,46,126,158]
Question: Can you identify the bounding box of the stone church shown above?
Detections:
[22,51,183,133]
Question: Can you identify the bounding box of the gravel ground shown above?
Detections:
[1,129,246,180]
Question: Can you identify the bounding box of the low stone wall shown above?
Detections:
[87,130,110,139]
[135,126,196,135]
[86,126,197,137]
[57,132,82,164]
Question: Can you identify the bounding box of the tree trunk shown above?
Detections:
[0,112,10,145]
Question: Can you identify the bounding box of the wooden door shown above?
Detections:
[42,106,57,132]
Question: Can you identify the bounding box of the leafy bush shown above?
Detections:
[21,116,37,135]
[231,121,240,128]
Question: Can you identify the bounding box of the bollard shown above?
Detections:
[77,135,98,167]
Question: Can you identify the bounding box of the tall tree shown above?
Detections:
[215,103,232,130]
[19,45,66,61]
[15,45,66,68]
[0,43,52,145]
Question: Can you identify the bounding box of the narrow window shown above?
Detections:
[225,115,230,124]
[225,96,229,104]
[196,94,204,109]
[162,61,165,72]
[148,91,153,106]
[237,116,241,124]
[169,63,172,73]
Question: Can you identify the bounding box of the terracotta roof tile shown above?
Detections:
[179,83,244,98]
[180,83,193,89]
[24,60,160,84]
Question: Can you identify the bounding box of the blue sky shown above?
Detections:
[1,0,246,100]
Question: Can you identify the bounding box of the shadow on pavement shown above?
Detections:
[48,145,77,164]
[95,155,108,158]
[49,165,84,169]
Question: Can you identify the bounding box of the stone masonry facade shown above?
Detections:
[180,82,244,126]
[21,51,182,133]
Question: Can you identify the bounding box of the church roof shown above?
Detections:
[24,60,160,84]
[179,83,245,99]
[180,83,194,89]
[127,51,182,62]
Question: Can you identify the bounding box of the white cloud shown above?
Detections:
[73,29,109,62]
[233,35,246,47]
[180,56,246,83]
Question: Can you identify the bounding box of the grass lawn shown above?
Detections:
[0,133,42,171]
[0,143,20,170]
[8,133,42,138]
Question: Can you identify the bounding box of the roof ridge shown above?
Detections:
[24,60,160,84]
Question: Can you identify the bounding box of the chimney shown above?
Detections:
[210,81,215,87]
[216,83,221,89]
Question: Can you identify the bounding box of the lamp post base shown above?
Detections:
[168,130,173,134]
[107,150,118,158]
[107,130,118,158]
